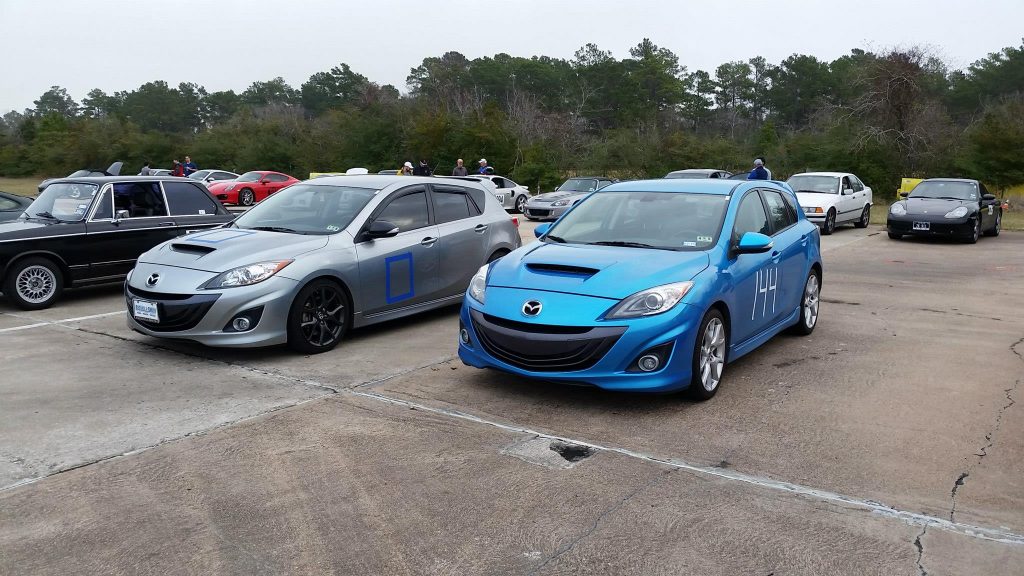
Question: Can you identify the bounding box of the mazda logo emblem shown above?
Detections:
[146,273,160,287]
[522,300,542,317]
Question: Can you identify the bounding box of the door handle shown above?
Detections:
[420,236,438,246]
[158,221,177,227]
[474,224,488,233]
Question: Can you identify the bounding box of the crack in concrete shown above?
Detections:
[913,526,929,576]
[947,337,1022,522]
[527,469,674,575]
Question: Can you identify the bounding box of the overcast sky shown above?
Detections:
[3,0,1022,113]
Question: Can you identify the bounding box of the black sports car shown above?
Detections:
[0,191,34,223]
[886,178,1002,243]
[0,176,234,310]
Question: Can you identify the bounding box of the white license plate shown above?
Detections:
[133,299,159,322]
[913,222,930,231]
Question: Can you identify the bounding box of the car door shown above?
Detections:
[725,190,777,346]
[761,189,807,323]
[260,173,291,200]
[86,181,181,279]
[353,186,440,317]
[162,180,233,234]
[836,176,861,223]
[430,184,489,297]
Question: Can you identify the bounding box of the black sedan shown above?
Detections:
[887,178,1002,243]
[0,191,33,223]
[0,176,234,309]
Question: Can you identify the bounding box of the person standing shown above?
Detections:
[477,158,491,174]
[747,158,769,180]
[756,156,772,180]
[413,159,432,176]
[183,156,198,176]
[170,159,184,177]
[452,159,468,176]
[400,161,414,176]
[139,161,152,176]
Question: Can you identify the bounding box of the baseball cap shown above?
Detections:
[479,158,487,164]
[404,161,413,168]
[754,158,764,166]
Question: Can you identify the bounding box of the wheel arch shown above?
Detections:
[2,250,72,286]
[706,299,732,360]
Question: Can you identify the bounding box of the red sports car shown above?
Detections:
[208,171,299,206]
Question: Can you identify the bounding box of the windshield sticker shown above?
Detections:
[697,235,713,243]
[198,209,206,215]
[326,224,340,232]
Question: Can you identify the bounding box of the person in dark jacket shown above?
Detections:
[747,158,768,180]
[183,156,198,176]
[413,160,432,176]
[170,159,184,177]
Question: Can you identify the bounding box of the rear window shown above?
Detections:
[164,181,220,216]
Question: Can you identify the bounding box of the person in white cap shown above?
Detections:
[747,158,769,180]
[401,161,414,176]
[478,158,490,174]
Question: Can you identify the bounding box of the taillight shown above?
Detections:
[511,216,520,228]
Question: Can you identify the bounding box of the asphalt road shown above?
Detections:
[1,221,1022,575]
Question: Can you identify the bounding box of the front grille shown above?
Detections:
[470,309,624,372]
[527,208,551,217]
[127,285,219,332]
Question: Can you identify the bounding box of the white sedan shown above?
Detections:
[787,172,873,234]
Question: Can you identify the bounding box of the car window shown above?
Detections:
[463,185,487,213]
[849,175,865,192]
[213,172,234,181]
[432,187,473,224]
[762,190,796,233]
[92,188,113,220]
[504,178,518,188]
[164,181,219,216]
[733,192,770,240]
[0,197,18,210]
[266,173,290,183]
[113,182,168,218]
[841,177,853,192]
[491,177,506,188]
[376,189,429,232]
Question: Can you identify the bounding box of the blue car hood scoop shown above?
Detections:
[488,242,710,300]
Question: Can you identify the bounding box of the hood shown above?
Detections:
[138,228,331,272]
[532,191,585,203]
[206,180,239,191]
[903,197,974,216]
[795,192,838,208]
[0,218,60,238]
[487,242,710,300]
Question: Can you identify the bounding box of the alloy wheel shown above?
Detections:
[240,189,255,206]
[699,318,726,392]
[299,285,346,348]
[515,195,527,213]
[803,274,820,329]
[16,265,57,304]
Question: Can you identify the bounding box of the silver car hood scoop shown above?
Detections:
[140,228,331,272]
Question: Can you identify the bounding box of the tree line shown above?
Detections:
[2,39,1023,195]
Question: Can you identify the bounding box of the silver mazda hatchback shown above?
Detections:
[125,176,521,353]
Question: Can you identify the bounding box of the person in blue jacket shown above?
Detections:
[747,158,769,180]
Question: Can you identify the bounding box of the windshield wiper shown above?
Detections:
[587,240,656,249]
[796,189,834,194]
[28,211,58,220]
[249,226,303,234]
[544,234,567,243]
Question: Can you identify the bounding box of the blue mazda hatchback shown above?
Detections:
[457,179,822,399]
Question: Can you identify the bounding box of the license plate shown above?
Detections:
[912,222,930,231]
[133,299,159,322]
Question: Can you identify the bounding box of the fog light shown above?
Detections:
[637,354,660,372]
[232,317,251,332]
[459,327,470,344]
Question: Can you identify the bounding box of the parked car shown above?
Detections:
[468,175,531,213]
[38,162,123,192]
[887,178,1002,243]
[149,169,173,177]
[665,169,733,179]
[378,170,400,175]
[787,172,873,234]
[0,176,234,309]
[125,175,522,353]
[0,191,34,223]
[523,177,618,221]
[207,171,299,206]
[728,172,751,180]
[188,170,239,184]
[458,178,822,398]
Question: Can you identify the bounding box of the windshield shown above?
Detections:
[232,183,377,235]
[235,171,262,183]
[556,179,599,193]
[188,170,211,180]
[544,191,729,251]
[788,175,840,194]
[26,183,99,221]
[909,181,978,201]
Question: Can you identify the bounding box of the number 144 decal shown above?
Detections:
[752,267,778,320]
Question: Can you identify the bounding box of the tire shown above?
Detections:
[854,205,870,228]
[239,188,255,206]
[821,209,836,235]
[789,269,820,336]
[688,309,727,401]
[514,194,527,213]
[888,231,902,240]
[984,212,1001,237]
[286,279,350,354]
[3,257,64,310]
[965,218,980,244]
[487,250,509,263]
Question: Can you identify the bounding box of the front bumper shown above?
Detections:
[457,289,702,392]
[214,190,238,204]
[125,265,301,348]
[523,203,569,221]
[887,215,976,238]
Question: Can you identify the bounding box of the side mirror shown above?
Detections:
[206,177,216,183]
[534,222,551,238]
[842,188,854,195]
[899,192,909,198]
[734,232,773,255]
[366,220,399,239]
[114,209,130,222]
[982,194,996,201]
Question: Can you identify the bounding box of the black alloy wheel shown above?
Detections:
[239,188,256,206]
[822,209,836,235]
[854,205,870,228]
[287,279,350,354]
[965,217,981,244]
[984,212,1001,237]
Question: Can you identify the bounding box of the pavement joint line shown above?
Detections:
[0,310,124,334]
[350,389,1024,546]
[0,322,49,334]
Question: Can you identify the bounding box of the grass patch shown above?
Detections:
[0,177,42,198]
[870,201,1023,231]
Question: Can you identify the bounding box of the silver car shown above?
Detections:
[125,176,521,353]
[523,177,617,220]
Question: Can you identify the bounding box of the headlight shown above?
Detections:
[552,200,570,207]
[201,260,292,289]
[225,183,236,191]
[944,206,969,219]
[605,281,694,319]
[803,206,823,214]
[890,203,907,216]
[468,264,488,304]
